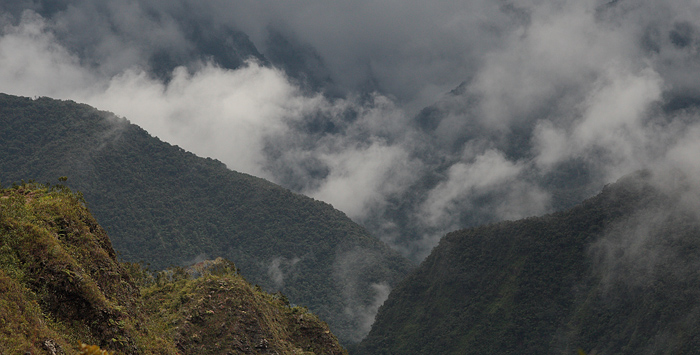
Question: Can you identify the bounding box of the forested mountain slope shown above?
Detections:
[355,171,700,354]
[0,182,347,354]
[0,93,413,343]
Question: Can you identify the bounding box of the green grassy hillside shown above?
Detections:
[355,171,700,354]
[0,182,347,354]
[0,182,177,354]
[0,93,413,343]
[139,258,347,355]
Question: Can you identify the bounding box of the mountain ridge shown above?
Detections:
[0,93,413,344]
[355,171,700,354]
[0,181,348,354]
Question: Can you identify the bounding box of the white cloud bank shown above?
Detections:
[2,0,700,262]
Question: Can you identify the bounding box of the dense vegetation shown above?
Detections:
[138,258,346,355]
[0,182,347,354]
[0,93,413,343]
[355,171,700,354]
[0,182,176,353]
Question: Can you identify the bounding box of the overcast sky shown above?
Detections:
[2,0,700,260]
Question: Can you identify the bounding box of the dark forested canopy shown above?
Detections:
[356,171,700,354]
[0,93,412,343]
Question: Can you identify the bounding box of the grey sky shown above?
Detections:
[1,0,700,260]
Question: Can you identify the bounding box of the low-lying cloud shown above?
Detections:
[267,256,301,290]
[2,0,700,264]
[332,247,394,342]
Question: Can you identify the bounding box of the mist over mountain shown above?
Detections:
[2,0,700,262]
[355,170,700,354]
[0,94,412,344]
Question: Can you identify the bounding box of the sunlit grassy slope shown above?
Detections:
[0,182,347,354]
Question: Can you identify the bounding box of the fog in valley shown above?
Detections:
[2,0,700,262]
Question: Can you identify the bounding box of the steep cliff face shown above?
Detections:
[356,171,700,355]
[0,182,346,355]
